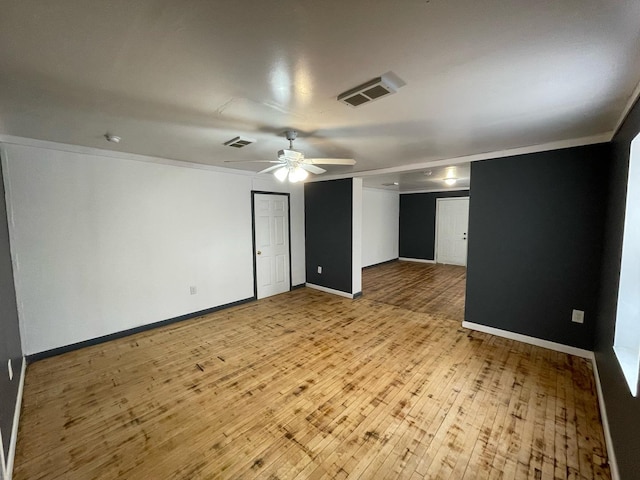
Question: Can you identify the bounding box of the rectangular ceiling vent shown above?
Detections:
[338,75,398,107]
[224,136,255,148]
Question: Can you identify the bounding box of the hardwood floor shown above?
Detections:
[14,261,610,479]
[362,261,467,319]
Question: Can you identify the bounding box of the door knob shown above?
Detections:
[257,250,262,255]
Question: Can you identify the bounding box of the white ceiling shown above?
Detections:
[362,164,471,192]
[1,0,639,189]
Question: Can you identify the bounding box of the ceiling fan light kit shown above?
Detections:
[274,165,308,183]
[274,166,289,182]
[290,166,308,183]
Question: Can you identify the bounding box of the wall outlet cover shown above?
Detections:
[571,309,585,324]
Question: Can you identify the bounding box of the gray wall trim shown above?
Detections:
[27,296,255,363]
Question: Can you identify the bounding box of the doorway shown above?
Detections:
[252,192,291,299]
[435,197,470,266]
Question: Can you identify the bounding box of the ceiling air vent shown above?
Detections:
[224,136,255,148]
[338,75,399,107]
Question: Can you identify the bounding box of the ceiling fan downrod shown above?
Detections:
[285,130,298,149]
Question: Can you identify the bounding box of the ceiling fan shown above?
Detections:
[225,130,356,182]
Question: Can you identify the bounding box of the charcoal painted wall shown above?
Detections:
[304,179,352,293]
[465,144,610,350]
[399,190,469,260]
[594,97,640,479]
[0,157,23,461]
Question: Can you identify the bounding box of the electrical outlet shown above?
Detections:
[572,309,584,324]
[190,286,197,295]
[317,266,322,274]
[8,358,13,380]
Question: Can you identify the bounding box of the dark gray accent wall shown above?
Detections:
[0,157,23,460]
[399,190,469,260]
[305,179,352,293]
[594,97,640,480]
[465,143,610,350]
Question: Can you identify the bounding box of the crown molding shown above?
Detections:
[0,134,257,177]
[307,132,612,183]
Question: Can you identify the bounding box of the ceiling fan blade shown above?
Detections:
[223,160,280,164]
[306,158,356,165]
[299,164,326,175]
[258,164,285,174]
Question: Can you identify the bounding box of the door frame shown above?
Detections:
[251,191,292,299]
[434,196,470,265]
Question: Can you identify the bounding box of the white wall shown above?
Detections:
[1,141,305,355]
[362,188,399,267]
[352,178,363,295]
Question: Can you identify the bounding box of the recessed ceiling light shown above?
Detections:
[104,134,121,143]
[444,177,457,186]
[424,170,433,176]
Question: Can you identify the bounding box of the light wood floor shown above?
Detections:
[363,261,467,319]
[14,261,610,479]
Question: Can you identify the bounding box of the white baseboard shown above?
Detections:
[461,321,594,359]
[399,257,436,264]
[591,356,620,480]
[305,283,355,299]
[461,322,620,474]
[4,357,26,480]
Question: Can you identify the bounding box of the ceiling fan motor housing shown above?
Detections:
[278,149,303,162]
[285,130,298,142]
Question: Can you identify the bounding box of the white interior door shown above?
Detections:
[435,197,470,266]
[254,193,290,299]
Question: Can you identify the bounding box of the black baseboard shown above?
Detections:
[353,291,363,299]
[291,283,306,290]
[362,258,399,269]
[26,296,256,364]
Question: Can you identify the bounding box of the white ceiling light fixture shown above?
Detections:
[104,133,121,143]
[289,166,309,183]
[274,166,289,182]
[443,166,458,186]
[274,165,309,183]
[444,177,458,186]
